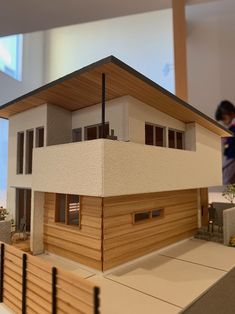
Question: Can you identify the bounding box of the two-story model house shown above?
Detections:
[0,56,230,271]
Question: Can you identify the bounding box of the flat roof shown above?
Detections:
[0,55,231,137]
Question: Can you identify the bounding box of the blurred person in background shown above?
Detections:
[216,100,235,184]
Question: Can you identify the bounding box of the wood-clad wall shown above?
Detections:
[103,189,198,270]
[44,193,103,270]
[2,242,98,314]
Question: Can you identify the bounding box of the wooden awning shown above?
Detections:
[0,56,230,137]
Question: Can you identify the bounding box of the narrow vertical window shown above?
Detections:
[155,126,164,147]
[17,132,24,174]
[55,194,66,223]
[25,130,34,174]
[168,129,175,149]
[176,132,184,150]
[145,124,154,145]
[36,127,44,148]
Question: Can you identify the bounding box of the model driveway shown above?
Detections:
[2,238,235,314]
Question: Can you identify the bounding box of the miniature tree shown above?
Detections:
[0,207,9,221]
[222,184,235,204]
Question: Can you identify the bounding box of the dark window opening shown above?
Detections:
[155,126,164,147]
[145,124,154,145]
[176,132,183,150]
[168,129,175,149]
[55,194,80,227]
[85,123,109,140]
[17,132,24,174]
[145,123,165,147]
[25,130,34,174]
[36,127,44,148]
[133,208,164,224]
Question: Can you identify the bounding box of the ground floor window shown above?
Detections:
[16,188,31,232]
[55,194,80,227]
[133,208,164,224]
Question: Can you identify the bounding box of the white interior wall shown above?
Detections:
[187,0,235,118]
[44,9,175,93]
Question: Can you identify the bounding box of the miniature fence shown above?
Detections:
[0,242,100,314]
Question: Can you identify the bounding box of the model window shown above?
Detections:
[25,129,34,174]
[168,129,185,150]
[72,128,82,142]
[55,194,80,227]
[85,123,109,140]
[36,127,44,148]
[17,132,24,174]
[133,208,164,224]
[168,129,175,148]
[145,123,165,147]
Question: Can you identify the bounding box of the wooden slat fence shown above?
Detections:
[0,243,100,314]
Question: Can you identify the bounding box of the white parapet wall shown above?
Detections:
[32,139,104,196]
[32,123,222,197]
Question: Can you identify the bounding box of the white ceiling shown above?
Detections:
[0,0,220,37]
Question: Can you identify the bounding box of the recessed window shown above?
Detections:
[72,128,82,142]
[55,194,80,227]
[17,132,24,174]
[85,123,109,140]
[168,129,185,150]
[25,129,34,174]
[36,127,44,148]
[145,123,165,147]
[133,208,164,224]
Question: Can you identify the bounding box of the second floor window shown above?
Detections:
[145,123,165,147]
[168,129,185,150]
[25,129,34,174]
[17,132,24,174]
[85,123,109,140]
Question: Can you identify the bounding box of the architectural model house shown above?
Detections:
[0,56,231,271]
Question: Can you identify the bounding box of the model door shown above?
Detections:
[16,188,31,232]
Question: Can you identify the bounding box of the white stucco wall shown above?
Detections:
[103,124,223,196]
[32,123,222,197]
[7,105,48,218]
[47,104,72,146]
[32,140,104,196]
[72,96,129,141]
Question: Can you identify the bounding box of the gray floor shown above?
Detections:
[182,267,235,314]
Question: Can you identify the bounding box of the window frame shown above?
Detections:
[84,122,109,141]
[145,123,166,147]
[35,126,45,148]
[168,128,185,150]
[25,129,34,174]
[55,194,81,228]
[16,131,24,174]
[133,208,164,224]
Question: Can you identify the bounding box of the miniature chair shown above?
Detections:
[12,217,27,242]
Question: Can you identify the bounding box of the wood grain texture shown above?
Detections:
[172,0,188,101]
[0,57,229,137]
[102,189,198,270]
[2,242,97,314]
[44,193,103,270]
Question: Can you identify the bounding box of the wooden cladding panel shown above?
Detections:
[44,193,102,270]
[103,189,198,270]
[1,242,98,314]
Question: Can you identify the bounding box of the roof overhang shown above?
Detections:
[0,55,231,137]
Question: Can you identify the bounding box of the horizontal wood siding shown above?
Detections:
[1,243,98,314]
[103,189,198,270]
[44,193,102,270]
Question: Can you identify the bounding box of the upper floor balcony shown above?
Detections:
[32,126,222,197]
